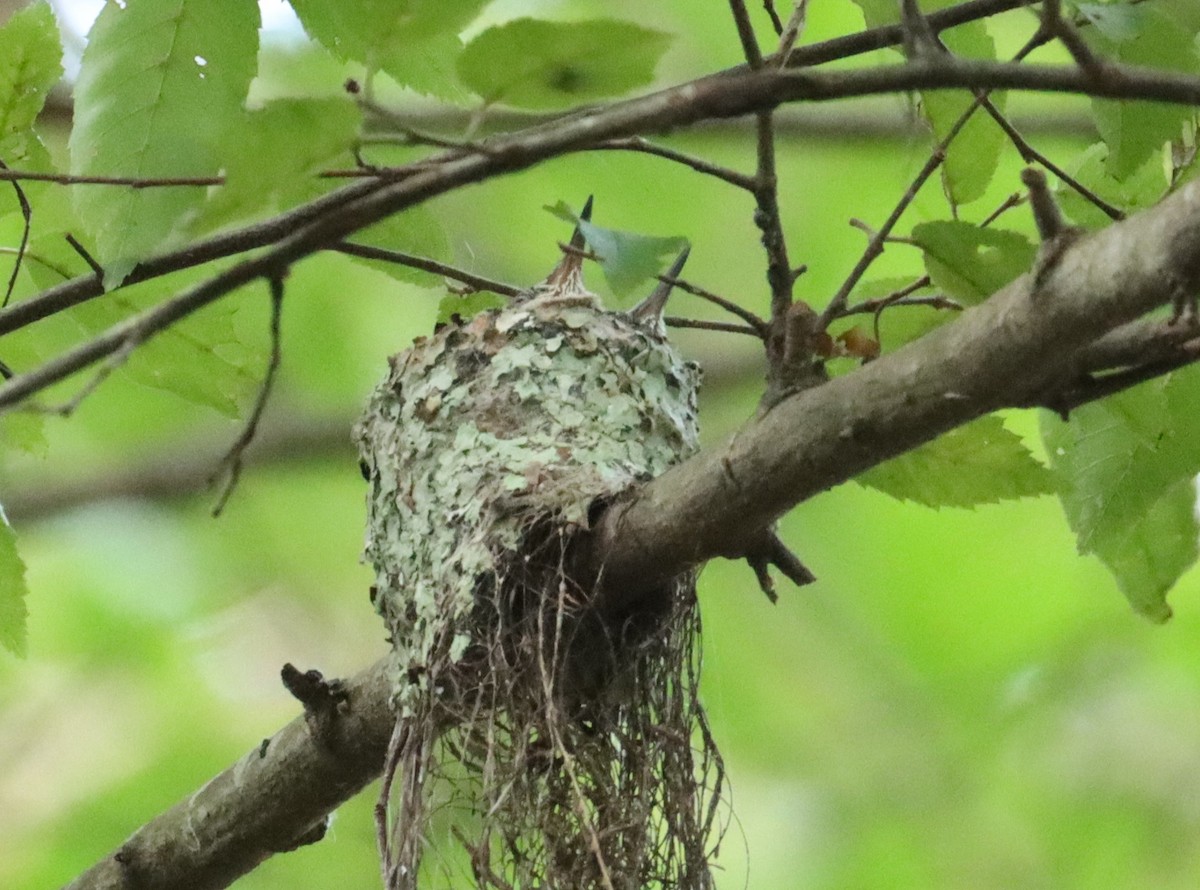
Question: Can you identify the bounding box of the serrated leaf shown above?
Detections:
[0,513,28,657]
[912,222,1035,303]
[51,239,260,416]
[922,23,1007,206]
[1041,368,1200,618]
[1086,7,1200,180]
[288,0,487,98]
[349,208,451,286]
[69,0,260,286]
[857,415,1055,508]
[459,19,671,109]
[196,97,361,232]
[437,290,505,324]
[1091,478,1193,622]
[546,201,687,300]
[0,2,63,158]
[1058,142,1167,229]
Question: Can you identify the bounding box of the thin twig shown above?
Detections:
[817,30,1045,328]
[331,242,522,297]
[0,161,31,308]
[589,137,756,191]
[658,274,768,332]
[0,168,221,187]
[763,0,784,36]
[211,276,285,517]
[777,0,811,65]
[663,316,763,336]
[64,233,103,279]
[976,95,1124,220]
[728,0,765,67]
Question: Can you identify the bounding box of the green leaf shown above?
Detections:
[349,208,451,286]
[0,513,28,657]
[1086,7,1200,180]
[921,23,1007,206]
[436,290,505,324]
[1041,368,1200,619]
[911,222,1035,303]
[1090,479,1194,623]
[0,2,63,158]
[1057,142,1168,229]
[1072,2,1147,42]
[0,413,46,456]
[287,0,488,97]
[69,0,260,286]
[857,415,1055,508]
[458,19,672,109]
[196,97,361,231]
[32,220,260,415]
[546,201,687,300]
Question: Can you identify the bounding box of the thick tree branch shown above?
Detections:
[65,658,395,890]
[584,178,1200,604]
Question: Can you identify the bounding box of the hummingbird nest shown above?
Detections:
[356,211,725,889]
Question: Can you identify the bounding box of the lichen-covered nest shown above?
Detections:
[356,252,725,889]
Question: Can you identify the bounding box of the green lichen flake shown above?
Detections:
[355,287,700,710]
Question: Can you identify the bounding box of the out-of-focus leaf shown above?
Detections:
[196,97,360,231]
[546,201,686,300]
[287,0,488,98]
[1072,2,1147,42]
[857,415,1055,508]
[458,19,671,109]
[0,513,28,657]
[912,222,1035,303]
[69,0,260,286]
[0,2,63,157]
[349,208,452,287]
[1086,6,1200,180]
[1041,367,1200,620]
[922,23,1006,206]
[437,291,506,324]
[847,2,1003,205]
[65,276,258,417]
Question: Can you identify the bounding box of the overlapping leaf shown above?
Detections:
[848,1,1005,205]
[287,0,488,97]
[69,0,260,286]
[912,222,1035,303]
[196,97,361,231]
[857,415,1055,508]
[459,19,672,110]
[1041,368,1200,621]
[1084,5,1200,180]
[547,201,686,300]
[0,2,62,164]
[0,513,28,657]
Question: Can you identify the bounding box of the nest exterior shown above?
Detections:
[356,283,724,889]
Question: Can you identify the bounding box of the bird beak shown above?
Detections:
[629,245,690,326]
[541,195,593,292]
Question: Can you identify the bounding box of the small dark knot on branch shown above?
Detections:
[281,663,351,751]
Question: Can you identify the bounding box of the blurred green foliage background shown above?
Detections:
[5,1,1200,888]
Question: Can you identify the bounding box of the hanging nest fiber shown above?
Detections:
[356,220,726,889]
